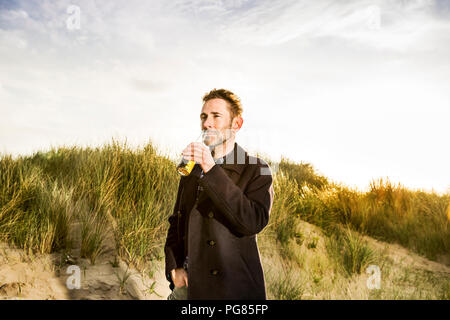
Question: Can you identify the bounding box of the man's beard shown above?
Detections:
[202,127,233,148]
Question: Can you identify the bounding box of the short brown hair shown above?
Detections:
[202,88,243,119]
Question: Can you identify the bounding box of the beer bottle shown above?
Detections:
[176,132,204,176]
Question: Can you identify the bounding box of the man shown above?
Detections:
[164,88,274,300]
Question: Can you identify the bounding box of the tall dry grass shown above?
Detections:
[296,178,450,262]
[0,156,73,254]
[0,141,178,267]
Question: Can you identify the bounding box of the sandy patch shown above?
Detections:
[0,242,171,300]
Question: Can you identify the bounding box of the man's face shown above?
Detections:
[200,98,235,147]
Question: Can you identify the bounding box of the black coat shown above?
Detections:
[164,142,274,299]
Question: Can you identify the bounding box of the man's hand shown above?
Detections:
[182,142,215,174]
[171,268,188,287]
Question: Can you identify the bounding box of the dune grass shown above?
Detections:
[296,178,450,263]
[0,141,178,267]
[0,157,73,254]
[0,141,449,299]
[325,225,378,277]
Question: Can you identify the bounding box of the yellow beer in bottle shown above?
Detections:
[176,132,204,176]
[177,159,196,176]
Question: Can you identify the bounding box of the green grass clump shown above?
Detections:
[267,261,305,300]
[79,205,109,265]
[326,226,378,277]
[263,170,301,246]
[0,157,72,254]
[278,157,328,190]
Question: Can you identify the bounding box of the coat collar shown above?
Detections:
[219,142,247,175]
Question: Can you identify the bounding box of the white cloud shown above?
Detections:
[0,9,29,21]
[217,0,447,50]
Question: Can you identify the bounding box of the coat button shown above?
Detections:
[177,210,181,218]
[208,212,214,218]
[207,240,216,246]
[210,269,219,276]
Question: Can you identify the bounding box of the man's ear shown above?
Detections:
[233,116,243,131]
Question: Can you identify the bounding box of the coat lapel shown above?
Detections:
[196,143,247,205]
[221,142,247,180]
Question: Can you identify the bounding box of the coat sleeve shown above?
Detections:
[164,178,185,289]
[198,162,274,236]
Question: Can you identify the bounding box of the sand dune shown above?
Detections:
[1,218,449,300]
[0,242,171,300]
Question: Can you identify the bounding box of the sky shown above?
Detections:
[0,0,449,194]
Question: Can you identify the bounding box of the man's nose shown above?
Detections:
[202,117,214,130]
